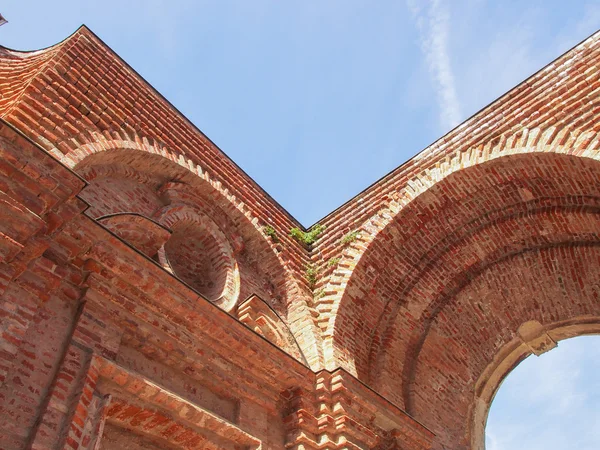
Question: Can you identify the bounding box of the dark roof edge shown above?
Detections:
[310,28,600,228]
[76,25,306,230]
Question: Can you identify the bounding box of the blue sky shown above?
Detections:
[487,336,600,450]
[1,1,599,448]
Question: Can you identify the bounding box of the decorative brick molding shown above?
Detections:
[237,294,306,364]
[1,25,600,450]
[95,357,263,450]
[282,370,434,450]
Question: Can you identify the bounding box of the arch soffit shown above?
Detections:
[388,235,600,414]
[324,126,600,367]
[49,130,323,366]
[388,242,600,448]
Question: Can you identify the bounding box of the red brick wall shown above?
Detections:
[0,112,432,450]
[1,25,600,450]
[80,176,164,219]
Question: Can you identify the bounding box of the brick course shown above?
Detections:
[0,25,599,449]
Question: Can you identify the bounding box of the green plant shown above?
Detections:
[327,257,341,267]
[289,224,326,246]
[305,264,318,289]
[263,225,279,242]
[340,230,359,245]
[314,288,326,300]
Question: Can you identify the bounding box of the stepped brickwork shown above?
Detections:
[0,25,599,449]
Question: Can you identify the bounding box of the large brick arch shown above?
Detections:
[325,126,600,373]
[53,131,319,364]
[325,136,600,447]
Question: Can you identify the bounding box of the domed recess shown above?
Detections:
[161,219,239,308]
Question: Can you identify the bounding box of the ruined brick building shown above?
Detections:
[0,25,599,450]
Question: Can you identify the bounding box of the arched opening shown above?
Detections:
[483,334,600,450]
[325,150,600,448]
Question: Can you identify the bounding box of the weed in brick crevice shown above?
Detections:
[263,225,279,242]
[305,264,318,289]
[289,224,326,246]
[340,230,359,245]
[327,257,341,267]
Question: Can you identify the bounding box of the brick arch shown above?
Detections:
[58,129,277,244]
[61,131,297,294]
[409,246,600,449]
[69,129,294,211]
[469,318,600,450]
[77,163,158,186]
[325,126,600,372]
[327,150,600,448]
[154,203,241,311]
[57,131,319,365]
[377,216,600,404]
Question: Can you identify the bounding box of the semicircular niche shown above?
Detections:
[158,215,240,310]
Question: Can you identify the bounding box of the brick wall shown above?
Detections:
[1,25,599,450]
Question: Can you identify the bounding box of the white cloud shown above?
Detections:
[454,1,600,124]
[406,0,462,131]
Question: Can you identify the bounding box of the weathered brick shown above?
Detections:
[0,25,599,450]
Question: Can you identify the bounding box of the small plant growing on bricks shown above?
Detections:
[305,264,318,289]
[263,225,279,242]
[327,257,341,267]
[289,224,325,246]
[314,288,326,300]
[341,230,359,245]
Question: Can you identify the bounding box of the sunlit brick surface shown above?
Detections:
[0,25,599,449]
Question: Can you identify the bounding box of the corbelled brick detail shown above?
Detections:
[1,25,599,450]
